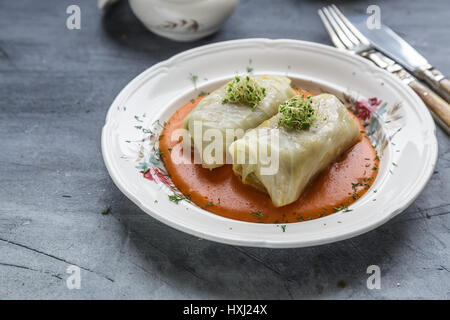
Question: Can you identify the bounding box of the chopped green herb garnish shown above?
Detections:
[189,73,198,87]
[168,194,189,204]
[101,206,111,215]
[201,201,214,209]
[251,210,264,218]
[333,204,352,212]
[281,225,286,232]
[222,76,266,109]
[278,95,316,131]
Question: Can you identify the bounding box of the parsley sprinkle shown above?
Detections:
[168,194,189,204]
[251,210,264,218]
[101,206,111,215]
[333,204,352,213]
[189,73,198,87]
[201,201,214,209]
[281,225,287,232]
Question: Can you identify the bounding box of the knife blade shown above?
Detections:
[350,16,450,103]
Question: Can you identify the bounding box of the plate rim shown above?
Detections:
[101,38,438,248]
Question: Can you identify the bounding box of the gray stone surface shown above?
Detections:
[0,0,449,299]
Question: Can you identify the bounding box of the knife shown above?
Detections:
[360,50,450,134]
[351,17,450,103]
[318,5,450,134]
[318,5,450,135]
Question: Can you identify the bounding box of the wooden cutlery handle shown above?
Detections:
[409,80,450,134]
[418,68,450,103]
[438,78,450,101]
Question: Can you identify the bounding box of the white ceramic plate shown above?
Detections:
[101,39,437,248]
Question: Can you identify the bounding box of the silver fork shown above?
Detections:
[318,4,450,134]
[318,4,400,72]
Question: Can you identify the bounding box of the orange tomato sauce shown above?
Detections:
[159,89,379,223]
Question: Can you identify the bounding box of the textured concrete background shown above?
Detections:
[0,0,449,299]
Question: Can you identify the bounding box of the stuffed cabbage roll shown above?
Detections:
[182,75,296,169]
[229,93,360,207]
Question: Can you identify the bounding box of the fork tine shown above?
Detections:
[321,7,354,49]
[327,6,360,45]
[318,9,346,50]
[331,4,371,46]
